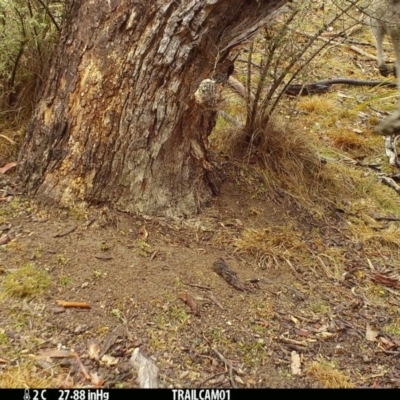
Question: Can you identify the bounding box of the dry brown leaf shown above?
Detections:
[90,372,105,387]
[295,329,313,337]
[235,376,245,385]
[88,342,101,360]
[0,235,11,246]
[371,273,399,288]
[138,225,148,239]
[178,292,200,316]
[379,337,395,348]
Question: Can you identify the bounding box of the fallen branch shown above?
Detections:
[284,78,396,96]
[380,176,400,194]
[213,259,251,292]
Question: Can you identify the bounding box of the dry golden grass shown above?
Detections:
[306,358,354,388]
[234,225,310,266]
[350,223,400,249]
[330,129,369,152]
[0,362,61,388]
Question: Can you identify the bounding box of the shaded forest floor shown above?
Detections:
[2,2,400,389]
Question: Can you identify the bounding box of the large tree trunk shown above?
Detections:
[18,0,286,216]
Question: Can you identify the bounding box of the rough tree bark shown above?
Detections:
[19,0,287,216]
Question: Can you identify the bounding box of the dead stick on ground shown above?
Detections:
[199,372,226,387]
[185,283,212,291]
[203,334,238,387]
[54,224,78,238]
[74,352,91,381]
[206,292,224,310]
[211,347,237,388]
[56,300,91,309]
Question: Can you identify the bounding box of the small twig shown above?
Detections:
[206,292,224,310]
[34,0,60,31]
[371,215,400,222]
[185,283,212,291]
[279,337,308,348]
[54,224,78,238]
[203,335,239,388]
[56,300,91,309]
[380,176,400,194]
[211,347,237,388]
[336,316,364,338]
[74,351,91,381]
[198,372,226,387]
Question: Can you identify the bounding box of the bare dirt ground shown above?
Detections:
[1,163,400,388]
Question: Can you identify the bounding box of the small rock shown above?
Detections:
[74,324,88,334]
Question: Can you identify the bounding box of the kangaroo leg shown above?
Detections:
[391,34,400,86]
[373,23,392,77]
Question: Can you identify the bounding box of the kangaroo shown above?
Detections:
[369,0,400,134]
[369,0,400,83]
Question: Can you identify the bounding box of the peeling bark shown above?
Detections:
[19,0,287,216]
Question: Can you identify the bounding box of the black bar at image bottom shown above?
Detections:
[0,388,397,399]
[0,389,231,400]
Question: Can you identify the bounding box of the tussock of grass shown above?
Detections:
[245,119,321,180]
[353,223,400,249]
[0,362,59,388]
[297,97,337,115]
[1,263,51,299]
[306,358,354,388]
[330,129,369,152]
[218,119,326,207]
[234,226,309,265]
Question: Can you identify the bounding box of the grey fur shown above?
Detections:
[368,0,400,134]
[370,0,400,83]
